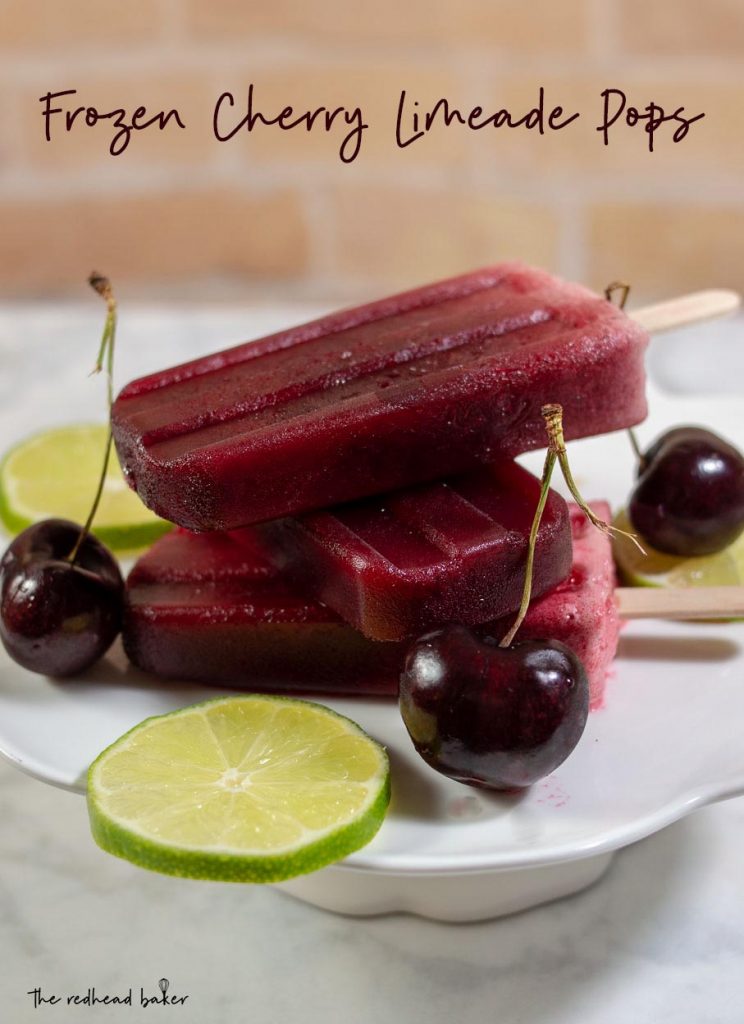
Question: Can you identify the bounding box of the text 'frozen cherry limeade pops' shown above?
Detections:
[111,263,649,530]
[258,460,573,642]
[122,505,618,707]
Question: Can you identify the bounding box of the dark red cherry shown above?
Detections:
[629,426,744,556]
[0,518,123,677]
[399,624,589,790]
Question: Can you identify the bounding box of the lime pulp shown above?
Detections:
[0,424,171,552]
[87,695,391,883]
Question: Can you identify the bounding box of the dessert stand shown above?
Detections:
[0,280,742,921]
[1,385,743,920]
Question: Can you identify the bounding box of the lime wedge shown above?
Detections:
[613,509,744,588]
[87,696,391,883]
[0,424,171,551]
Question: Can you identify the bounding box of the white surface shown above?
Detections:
[276,854,617,920]
[3,759,744,1024]
[646,312,744,396]
[1,601,744,875]
[1,304,744,1015]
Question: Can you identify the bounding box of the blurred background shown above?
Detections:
[0,0,742,305]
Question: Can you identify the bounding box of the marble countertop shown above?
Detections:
[1,302,743,1022]
[3,760,744,1023]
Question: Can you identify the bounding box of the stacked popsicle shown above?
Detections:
[124,503,617,708]
[114,262,649,704]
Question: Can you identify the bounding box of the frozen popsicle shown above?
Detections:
[122,504,619,704]
[122,527,403,695]
[111,263,648,530]
[258,460,573,642]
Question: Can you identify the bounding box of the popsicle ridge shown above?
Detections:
[118,264,517,399]
[126,528,275,585]
[324,469,552,572]
[112,262,648,529]
[260,460,573,641]
[136,308,555,450]
[127,528,335,625]
[121,270,558,438]
[302,485,511,573]
[384,483,511,561]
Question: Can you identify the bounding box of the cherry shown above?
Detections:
[0,519,123,677]
[629,426,744,556]
[0,274,125,678]
[396,405,620,791]
[399,625,589,790]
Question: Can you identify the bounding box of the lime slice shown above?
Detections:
[0,424,171,551]
[613,509,744,588]
[87,696,391,883]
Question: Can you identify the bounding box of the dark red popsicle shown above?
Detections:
[258,460,572,641]
[122,507,618,703]
[122,528,402,695]
[112,263,648,530]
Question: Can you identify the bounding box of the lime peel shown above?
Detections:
[87,695,391,883]
[0,424,171,551]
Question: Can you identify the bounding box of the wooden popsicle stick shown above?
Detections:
[615,586,744,620]
[631,289,740,334]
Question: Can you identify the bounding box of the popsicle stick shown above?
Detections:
[616,586,744,620]
[631,290,740,334]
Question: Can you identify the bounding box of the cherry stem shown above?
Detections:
[627,427,647,473]
[499,448,556,648]
[544,404,645,552]
[68,273,117,565]
[604,281,645,471]
[604,281,630,310]
[500,403,644,648]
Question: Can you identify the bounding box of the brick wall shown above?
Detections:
[1,0,742,303]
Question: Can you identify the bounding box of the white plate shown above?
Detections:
[1,384,743,920]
